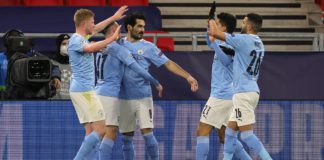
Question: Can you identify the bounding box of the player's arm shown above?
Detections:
[163,60,198,92]
[115,46,163,97]
[83,25,121,53]
[208,19,226,41]
[128,63,163,97]
[207,35,233,66]
[93,6,128,35]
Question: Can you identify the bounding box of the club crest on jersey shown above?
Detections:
[138,49,144,55]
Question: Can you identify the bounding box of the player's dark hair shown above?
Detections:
[246,13,263,33]
[124,12,146,32]
[217,12,237,34]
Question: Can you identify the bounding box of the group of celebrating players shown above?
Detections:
[68,2,272,160]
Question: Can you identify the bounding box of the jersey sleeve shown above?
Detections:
[147,45,169,68]
[128,63,159,86]
[68,36,87,53]
[225,33,245,49]
[206,34,214,49]
[110,44,135,66]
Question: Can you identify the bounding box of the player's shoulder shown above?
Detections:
[140,39,157,49]
[69,33,86,45]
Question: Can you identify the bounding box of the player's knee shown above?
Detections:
[227,121,238,130]
[106,125,119,140]
[92,121,106,136]
[141,128,153,135]
[196,122,212,136]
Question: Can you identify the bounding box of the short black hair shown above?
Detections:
[216,12,237,34]
[124,12,146,32]
[101,21,117,35]
[246,13,263,33]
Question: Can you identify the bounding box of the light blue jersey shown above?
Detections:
[68,33,95,92]
[95,41,135,97]
[225,33,265,93]
[119,38,169,99]
[206,36,234,100]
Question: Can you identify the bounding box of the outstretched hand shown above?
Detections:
[113,5,128,21]
[186,75,198,92]
[156,84,163,98]
[208,1,216,20]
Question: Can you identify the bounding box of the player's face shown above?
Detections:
[215,18,227,32]
[85,17,95,35]
[130,19,145,40]
[241,17,248,34]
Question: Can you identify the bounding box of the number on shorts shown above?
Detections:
[202,105,211,117]
[246,50,263,76]
[235,108,242,118]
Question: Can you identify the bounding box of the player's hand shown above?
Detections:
[113,5,128,21]
[208,1,216,20]
[186,75,198,92]
[208,20,217,37]
[112,25,122,40]
[155,84,163,98]
[51,78,61,90]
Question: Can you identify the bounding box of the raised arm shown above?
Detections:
[163,60,198,92]
[208,19,226,41]
[206,35,233,66]
[83,25,121,53]
[93,6,128,35]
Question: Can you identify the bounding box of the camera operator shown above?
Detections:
[51,33,71,99]
[2,29,61,99]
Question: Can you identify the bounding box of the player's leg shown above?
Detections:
[138,97,158,160]
[84,123,100,160]
[224,121,251,160]
[212,98,252,160]
[196,122,213,160]
[235,92,272,160]
[71,91,106,160]
[196,98,217,160]
[98,96,120,160]
[223,120,239,160]
[119,99,137,160]
[197,97,234,160]
[121,132,135,160]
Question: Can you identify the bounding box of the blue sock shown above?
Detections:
[74,131,101,160]
[99,138,114,160]
[143,132,159,160]
[196,136,209,160]
[223,128,238,160]
[122,135,135,160]
[233,140,251,160]
[241,130,272,160]
[85,137,100,160]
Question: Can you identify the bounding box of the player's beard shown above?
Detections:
[131,31,144,40]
